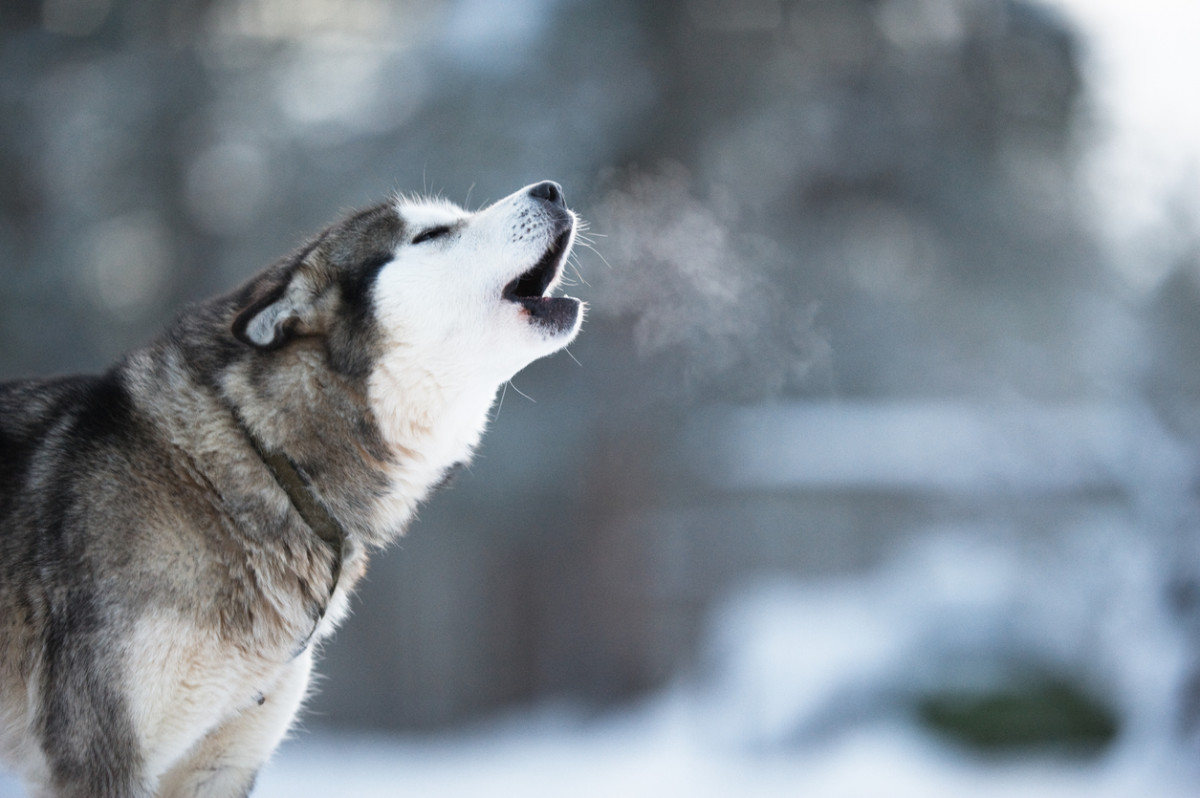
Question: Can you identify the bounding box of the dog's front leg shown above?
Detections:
[34,642,154,798]
[154,648,313,798]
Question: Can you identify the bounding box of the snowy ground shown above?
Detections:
[2,701,1196,798]
[251,529,1200,798]
[254,708,1196,798]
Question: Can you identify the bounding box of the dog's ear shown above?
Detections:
[233,289,301,349]
[232,261,326,350]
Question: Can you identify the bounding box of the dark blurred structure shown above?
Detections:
[2,0,1199,737]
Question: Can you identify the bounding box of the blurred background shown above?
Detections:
[2,0,1200,794]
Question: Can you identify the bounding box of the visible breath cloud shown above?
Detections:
[586,162,828,400]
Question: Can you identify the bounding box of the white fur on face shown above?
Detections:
[373,186,583,389]
[364,184,585,532]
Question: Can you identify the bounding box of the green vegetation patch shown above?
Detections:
[916,676,1120,756]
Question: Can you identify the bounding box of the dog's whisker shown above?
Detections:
[506,380,537,404]
[565,251,594,288]
[494,382,509,420]
[576,240,613,272]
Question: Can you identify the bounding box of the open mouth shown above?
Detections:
[502,227,582,333]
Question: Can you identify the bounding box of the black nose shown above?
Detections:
[529,180,566,209]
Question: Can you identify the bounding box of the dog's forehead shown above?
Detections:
[393,196,468,232]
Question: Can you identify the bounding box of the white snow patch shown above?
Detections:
[252,529,1198,798]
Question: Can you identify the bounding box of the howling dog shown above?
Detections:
[0,181,584,796]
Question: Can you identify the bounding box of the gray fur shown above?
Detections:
[0,183,583,796]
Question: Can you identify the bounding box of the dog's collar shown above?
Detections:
[233,416,345,615]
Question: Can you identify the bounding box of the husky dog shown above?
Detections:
[0,181,585,796]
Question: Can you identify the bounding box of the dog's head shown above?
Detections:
[229,181,584,398]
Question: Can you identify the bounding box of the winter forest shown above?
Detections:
[2,0,1200,794]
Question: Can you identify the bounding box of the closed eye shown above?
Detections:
[411,225,453,245]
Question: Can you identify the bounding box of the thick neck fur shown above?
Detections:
[166,308,494,553]
[213,348,469,549]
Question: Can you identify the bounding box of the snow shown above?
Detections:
[1048,0,1200,294]
[254,719,1192,798]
